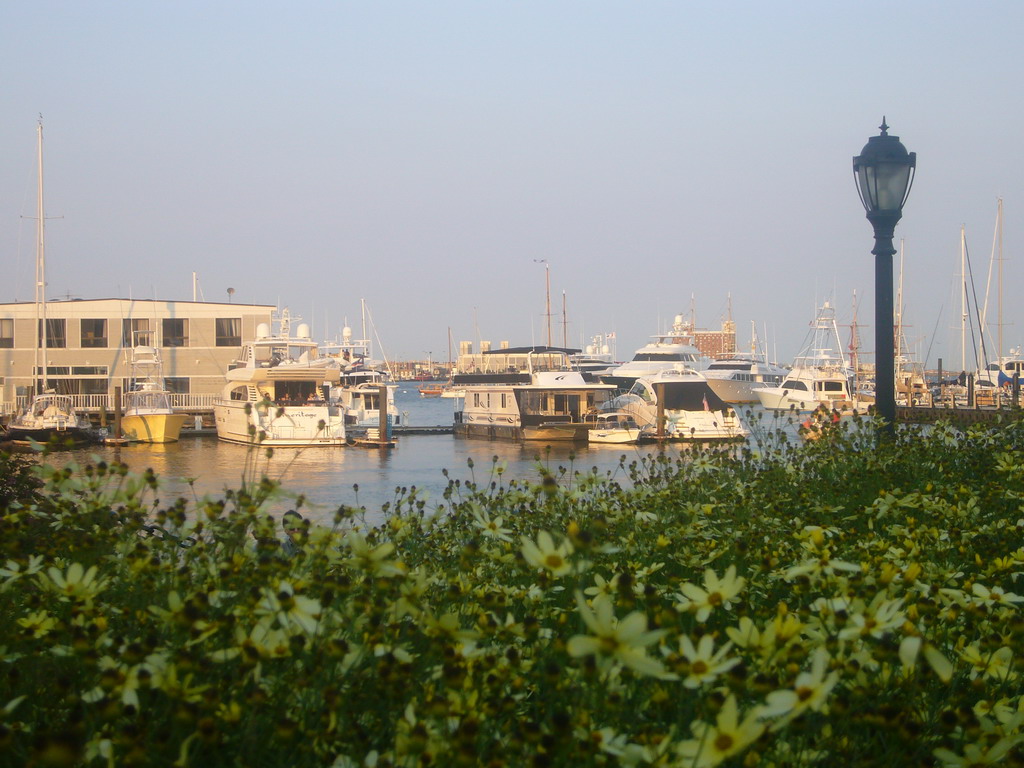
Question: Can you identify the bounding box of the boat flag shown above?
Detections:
[702,393,710,411]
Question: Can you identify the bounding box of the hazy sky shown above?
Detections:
[2,2,1021,368]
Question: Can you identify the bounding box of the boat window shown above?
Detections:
[80,319,107,348]
[821,381,845,392]
[783,380,808,391]
[500,393,507,408]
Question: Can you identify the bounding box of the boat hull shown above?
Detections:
[453,422,588,441]
[214,400,347,447]
[704,378,767,404]
[588,428,641,444]
[5,426,95,447]
[121,413,189,443]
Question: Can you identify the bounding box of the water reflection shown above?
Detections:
[32,393,802,528]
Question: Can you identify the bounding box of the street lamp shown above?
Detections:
[853,118,916,435]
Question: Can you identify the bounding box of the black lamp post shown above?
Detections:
[853,119,916,435]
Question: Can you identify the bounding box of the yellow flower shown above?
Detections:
[567,592,674,679]
[344,530,406,577]
[934,736,1024,767]
[676,693,764,767]
[257,581,321,635]
[521,530,574,577]
[971,582,1024,608]
[470,504,513,542]
[17,610,57,639]
[898,636,954,682]
[675,565,746,622]
[677,634,740,688]
[40,562,107,602]
[838,593,905,640]
[960,644,1016,681]
[761,646,839,730]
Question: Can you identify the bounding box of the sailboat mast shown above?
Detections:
[561,291,567,348]
[545,262,551,347]
[998,197,1004,364]
[896,241,905,373]
[960,226,967,372]
[36,120,47,393]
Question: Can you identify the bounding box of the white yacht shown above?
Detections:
[704,353,788,404]
[978,348,1024,388]
[600,315,709,389]
[756,302,856,413]
[606,369,748,441]
[454,346,616,441]
[213,310,347,446]
[120,344,188,443]
[570,332,617,382]
[326,325,401,430]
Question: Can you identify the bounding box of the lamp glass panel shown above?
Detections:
[875,163,911,212]
[857,166,877,210]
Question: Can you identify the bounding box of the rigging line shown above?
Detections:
[964,237,988,371]
[361,303,395,380]
[922,302,944,371]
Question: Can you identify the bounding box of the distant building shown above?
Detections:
[693,319,737,359]
[0,298,274,409]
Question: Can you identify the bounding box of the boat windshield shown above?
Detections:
[633,352,698,362]
[126,391,171,410]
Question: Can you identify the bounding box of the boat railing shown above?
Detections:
[6,393,220,417]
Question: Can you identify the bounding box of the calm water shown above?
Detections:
[35,387,799,527]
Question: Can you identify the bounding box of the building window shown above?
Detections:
[81,379,108,396]
[216,318,242,347]
[0,319,12,348]
[165,377,190,394]
[80,319,108,348]
[162,318,189,347]
[39,318,67,348]
[122,318,151,347]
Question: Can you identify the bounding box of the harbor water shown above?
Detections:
[32,387,800,527]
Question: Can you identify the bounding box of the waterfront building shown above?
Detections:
[0,298,273,415]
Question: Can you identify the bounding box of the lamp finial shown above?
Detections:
[879,117,889,136]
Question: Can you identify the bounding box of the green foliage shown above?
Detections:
[0,450,43,511]
[3,419,1024,767]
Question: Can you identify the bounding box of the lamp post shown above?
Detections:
[853,119,916,436]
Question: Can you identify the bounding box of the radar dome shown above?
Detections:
[255,323,271,339]
[296,323,311,339]
[342,326,353,342]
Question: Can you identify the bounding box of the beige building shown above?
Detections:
[0,298,274,414]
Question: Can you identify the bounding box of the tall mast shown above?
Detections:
[960,225,967,372]
[997,197,1004,363]
[896,240,905,376]
[545,262,551,347]
[35,119,47,393]
[561,291,567,348]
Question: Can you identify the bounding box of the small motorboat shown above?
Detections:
[588,412,643,444]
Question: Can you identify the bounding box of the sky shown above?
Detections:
[2,1,1021,369]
